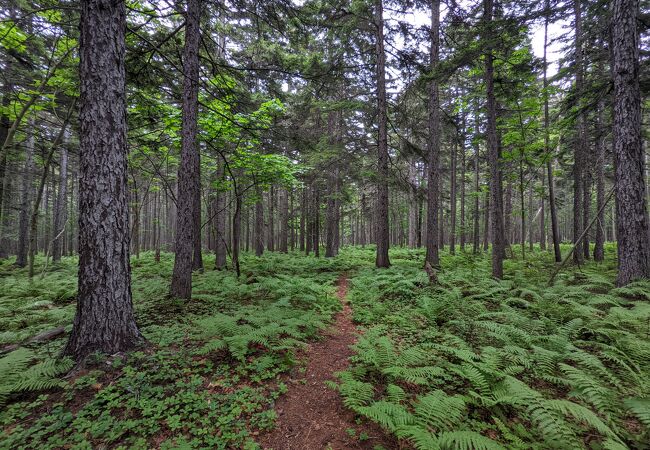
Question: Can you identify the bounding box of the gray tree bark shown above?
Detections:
[214,163,227,269]
[63,0,142,361]
[425,0,441,267]
[171,0,201,298]
[612,0,650,285]
[484,0,505,277]
[375,0,390,268]
[572,0,586,264]
[16,121,34,267]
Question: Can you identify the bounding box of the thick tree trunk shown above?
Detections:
[612,0,650,285]
[375,0,390,268]
[425,0,441,267]
[52,135,69,262]
[63,0,142,361]
[16,122,34,267]
[171,0,201,298]
[484,0,504,277]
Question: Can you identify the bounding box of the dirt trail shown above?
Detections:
[258,274,397,450]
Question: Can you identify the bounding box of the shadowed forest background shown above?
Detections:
[1,0,649,449]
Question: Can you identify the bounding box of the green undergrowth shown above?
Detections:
[334,244,650,449]
[0,250,350,449]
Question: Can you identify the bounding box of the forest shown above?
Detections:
[0,0,649,448]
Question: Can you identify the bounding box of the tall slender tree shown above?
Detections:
[375,0,390,268]
[484,0,505,278]
[425,0,441,268]
[170,0,201,298]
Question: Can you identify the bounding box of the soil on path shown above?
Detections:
[257,274,398,450]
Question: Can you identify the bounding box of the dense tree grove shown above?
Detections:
[0,0,649,448]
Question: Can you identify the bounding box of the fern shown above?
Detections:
[436,431,505,450]
[0,349,72,406]
[412,390,466,431]
[624,397,650,427]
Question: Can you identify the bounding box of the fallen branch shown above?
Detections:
[0,326,66,355]
[548,185,615,286]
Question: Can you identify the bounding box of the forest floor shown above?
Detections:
[1,245,649,449]
[259,274,396,450]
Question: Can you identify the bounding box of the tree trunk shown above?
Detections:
[131,178,140,258]
[450,135,457,255]
[214,163,227,269]
[63,0,142,361]
[460,129,466,251]
[52,134,69,262]
[255,189,264,257]
[572,0,585,264]
[408,158,418,248]
[484,0,504,277]
[593,68,606,261]
[268,186,275,251]
[171,0,201,298]
[425,0,441,267]
[473,109,481,254]
[543,0,562,262]
[16,121,34,268]
[375,0,390,268]
[612,0,650,285]
[325,178,337,257]
[0,75,11,259]
[583,163,592,259]
[279,187,289,253]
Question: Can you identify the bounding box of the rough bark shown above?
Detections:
[484,0,504,277]
[171,0,201,298]
[63,0,142,361]
[374,0,390,268]
[612,0,650,285]
[425,0,441,267]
